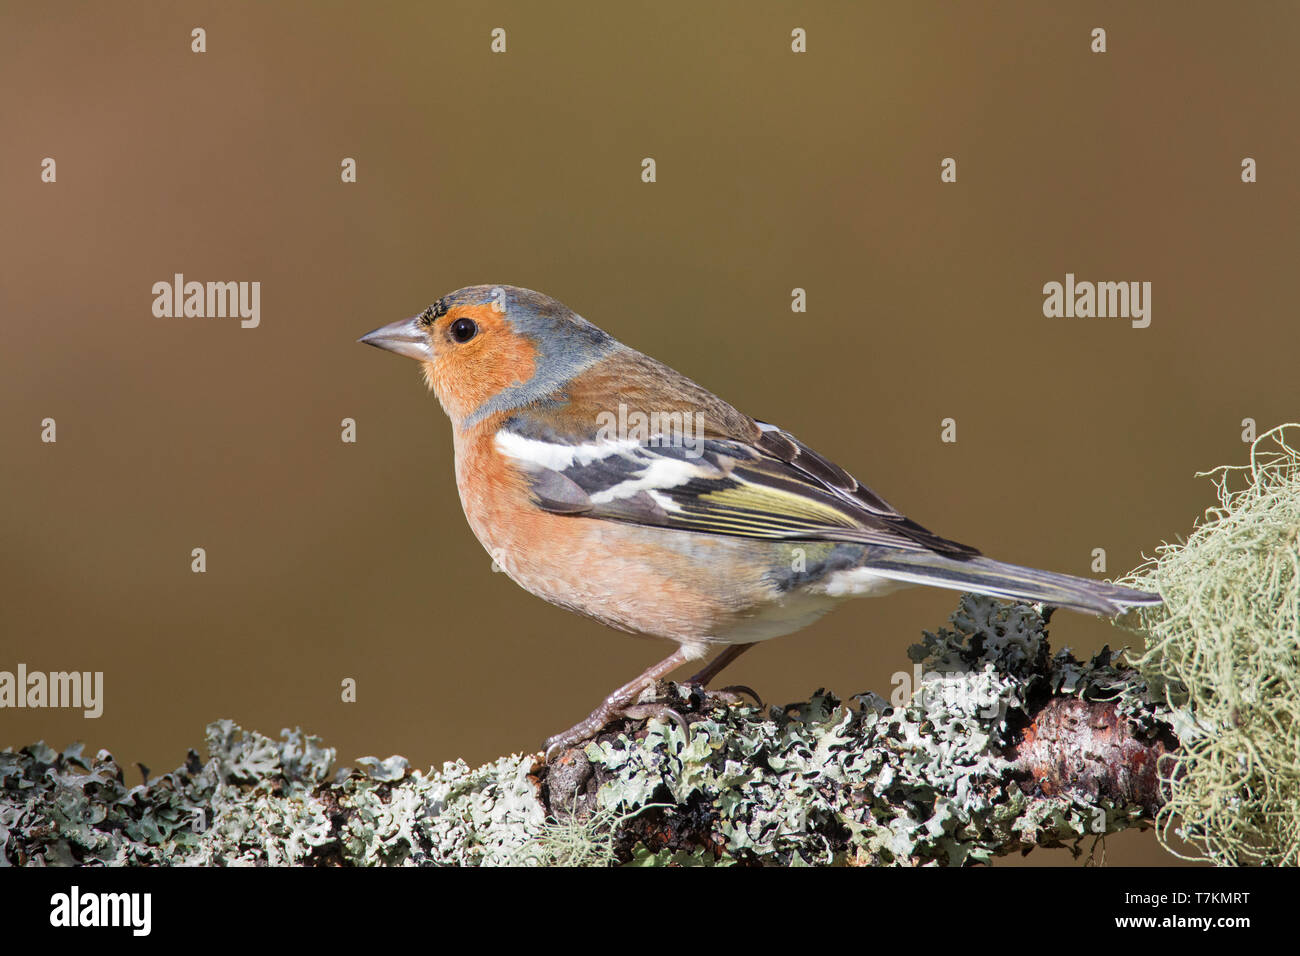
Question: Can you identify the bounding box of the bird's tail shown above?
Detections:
[858,550,1161,617]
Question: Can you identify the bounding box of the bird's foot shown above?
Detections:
[543,646,697,761]
[540,645,766,762]
[544,695,687,762]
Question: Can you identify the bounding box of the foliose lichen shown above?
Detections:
[2,596,1177,867]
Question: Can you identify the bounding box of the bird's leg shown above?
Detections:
[681,642,763,707]
[544,647,694,759]
[685,642,756,686]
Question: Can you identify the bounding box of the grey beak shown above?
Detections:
[358,316,432,361]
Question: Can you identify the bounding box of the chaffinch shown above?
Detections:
[361,285,1160,756]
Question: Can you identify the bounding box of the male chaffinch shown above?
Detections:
[361,284,1160,756]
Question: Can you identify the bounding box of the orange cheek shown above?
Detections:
[427,311,538,424]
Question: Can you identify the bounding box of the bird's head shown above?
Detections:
[360,285,617,428]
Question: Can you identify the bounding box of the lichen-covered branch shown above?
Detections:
[1,596,1179,867]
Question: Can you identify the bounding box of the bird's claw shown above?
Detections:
[679,681,765,710]
[544,697,689,762]
[621,702,690,738]
[715,683,765,708]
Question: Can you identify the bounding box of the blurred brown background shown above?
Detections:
[3,2,1296,866]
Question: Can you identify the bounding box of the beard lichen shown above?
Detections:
[1118,423,1300,866]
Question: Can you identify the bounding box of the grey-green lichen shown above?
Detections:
[0,719,550,867]
[0,595,1179,867]
[547,596,1170,866]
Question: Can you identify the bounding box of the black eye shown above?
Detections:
[449,317,478,343]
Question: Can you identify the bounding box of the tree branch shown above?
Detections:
[0,596,1177,866]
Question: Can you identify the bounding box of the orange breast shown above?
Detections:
[449,423,832,648]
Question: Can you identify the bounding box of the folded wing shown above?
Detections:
[496,420,980,558]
